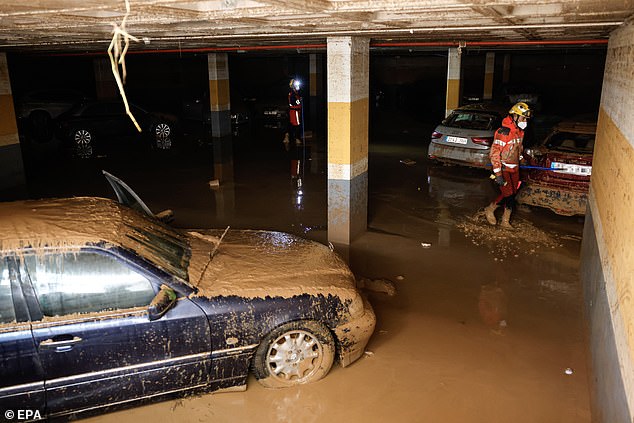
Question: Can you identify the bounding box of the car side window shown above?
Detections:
[23,250,156,318]
[0,260,17,324]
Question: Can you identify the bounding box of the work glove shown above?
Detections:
[495,175,505,186]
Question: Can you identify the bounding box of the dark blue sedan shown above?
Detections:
[0,173,375,420]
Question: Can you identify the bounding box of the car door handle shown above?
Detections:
[40,336,83,352]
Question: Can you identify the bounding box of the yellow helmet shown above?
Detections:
[509,102,532,118]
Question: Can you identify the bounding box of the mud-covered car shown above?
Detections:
[0,172,375,420]
[517,118,596,215]
[427,103,506,168]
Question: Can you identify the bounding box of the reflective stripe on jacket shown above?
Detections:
[489,115,524,175]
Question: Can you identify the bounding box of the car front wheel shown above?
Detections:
[253,320,335,388]
[72,128,94,158]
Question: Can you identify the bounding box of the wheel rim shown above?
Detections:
[74,129,93,158]
[156,137,172,150]
[74,129,91,146]
[266,330,323,382]
[155,123,171,139]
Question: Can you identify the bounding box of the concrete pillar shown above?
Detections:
[207,53,231,138]
[580,20,634,422]
[93,58,117,100]
[483,52,495,101]
[207,53,234,188]
[309,53,323,135]
[326,36,369,246]
[445,47,461,117]
[502,54,511,85]
[0,53,26,195]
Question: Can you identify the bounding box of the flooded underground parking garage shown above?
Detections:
[59,116,588,423]
[1,2,634,421]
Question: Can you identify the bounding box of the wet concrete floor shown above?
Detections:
[18,114,590,422]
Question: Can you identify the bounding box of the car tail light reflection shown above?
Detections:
[472,137,493,146]
[431,131,442,139]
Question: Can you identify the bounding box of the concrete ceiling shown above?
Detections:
[0,0,632,53]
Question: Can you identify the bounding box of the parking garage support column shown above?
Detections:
[207,53,234,187]
[208,53,231,138]
[483,52,495,101]
[0,53,26,194]
[580,20,634,422]
[445,47,461,117]
[327,36,369,246]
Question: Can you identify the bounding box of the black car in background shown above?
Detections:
[56,100,178,158]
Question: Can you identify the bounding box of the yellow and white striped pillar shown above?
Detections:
[208,53,234,186]
[208,53,231,138]
[483,52,495,101]
[445,47,461,117]
[0,53,26,193]
[327,36,369,246]
[580,20,634,421]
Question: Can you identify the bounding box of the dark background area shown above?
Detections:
[8,47,606,126]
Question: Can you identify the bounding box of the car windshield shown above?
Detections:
[122,216,190,282]
[546,132,595,153]
[442,112,500,130]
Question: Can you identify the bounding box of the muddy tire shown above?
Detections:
[253,320,335,388]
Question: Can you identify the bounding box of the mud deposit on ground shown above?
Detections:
[457,211,562,259]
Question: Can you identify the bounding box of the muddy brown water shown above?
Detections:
[19,121,589,422]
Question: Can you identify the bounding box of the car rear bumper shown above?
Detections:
[333,296,376,367]
[516,181,588,216]
[428,142,490,168]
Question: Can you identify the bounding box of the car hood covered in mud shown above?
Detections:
[185,229,358,301]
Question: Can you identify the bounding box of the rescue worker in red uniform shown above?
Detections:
[484,102,532,228]
[285,78,302,146]
[284,78,303,189]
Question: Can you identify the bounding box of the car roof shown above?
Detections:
[453,102,507,115]
[552,119,597,135]
[0,197,127,251]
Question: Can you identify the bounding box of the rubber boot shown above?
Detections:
[484,203,498,226]
[500,208,513,229]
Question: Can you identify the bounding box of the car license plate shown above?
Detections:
[551,162,592,176]
[446,136,467,145]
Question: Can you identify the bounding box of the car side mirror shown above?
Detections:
[148,285,177,321]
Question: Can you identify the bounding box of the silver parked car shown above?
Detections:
[427,103,506,169]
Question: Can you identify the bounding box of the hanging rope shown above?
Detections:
[108,0,141,132]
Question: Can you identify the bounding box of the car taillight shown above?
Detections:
[431,131,442,139]
[472,137,493,146]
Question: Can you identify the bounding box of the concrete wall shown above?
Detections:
[581,20,634,422]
